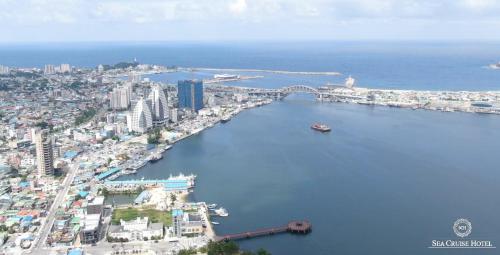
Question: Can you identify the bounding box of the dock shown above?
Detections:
[215,220,311,242]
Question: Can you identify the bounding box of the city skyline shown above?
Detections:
[1,0,500,42]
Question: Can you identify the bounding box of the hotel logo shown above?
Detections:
[453,218,471,238]
[429,218,495,249]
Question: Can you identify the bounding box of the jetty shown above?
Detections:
[215,220,311,242]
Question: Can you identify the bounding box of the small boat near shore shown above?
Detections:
[149,152,163,163]
[221,115,231,123]
[311,123,331,132]
[207,203,217,209]
[211,221,220,225]
[214,207,229,217]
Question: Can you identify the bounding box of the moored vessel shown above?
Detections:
[215,207,229,217]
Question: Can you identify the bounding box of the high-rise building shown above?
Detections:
[44,64,55,75]
[35,130,54,176]
[59,63,71,73]
[148,84,169,125]
[177,80,204,112]
[129,97,153,133]
[0,65,9,75]
[109,86,131,110]
[129,72,141,83]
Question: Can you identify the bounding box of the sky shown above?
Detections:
[1,0,500,42]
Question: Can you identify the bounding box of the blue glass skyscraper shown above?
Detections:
[177,80,204,112]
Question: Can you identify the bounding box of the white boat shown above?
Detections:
[489,62,500,69]
[211,221,220,225]
[221,116,231,123]
[207,203,217,209]
[165,145,172,150]
[149,152,162,163]
[215,207,229,217]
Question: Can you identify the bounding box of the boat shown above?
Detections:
[220,116,231,123]
[214,207,229,217]
[311,123,331,132]
[489,62,500,69]
[211,221,220,225]
[130,160,147,170]
[207,203,217,209]
[165,145,172,150]
[149,153,162,163]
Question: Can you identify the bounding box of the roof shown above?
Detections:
[95,167,120,181]
[164,180,188,191]
[88,196,105,206]
[68,248,83,255]
[134,190,151,204]
[172,209,183,217]
[149,222,164,230]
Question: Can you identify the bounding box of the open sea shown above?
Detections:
[2,41,500,254]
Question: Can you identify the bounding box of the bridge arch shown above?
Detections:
[279,85,320,98]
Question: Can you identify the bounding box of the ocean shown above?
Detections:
[2,41,500,254]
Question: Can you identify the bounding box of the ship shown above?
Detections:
[489,62,500,69]
[311,123,331,132]
[214,74,240,80]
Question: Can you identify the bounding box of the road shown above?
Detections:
[31,162,79,251]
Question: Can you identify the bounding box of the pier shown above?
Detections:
[215,220,312,242]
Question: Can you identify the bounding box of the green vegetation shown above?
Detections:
[147,128,162,144]
[12,71,41,79]
[101,61,139,71]
[67,80,85,89]
[35,121,53,130]
[180,241,271,255]
[111,208,172,226]
[177,249,198,255]
[74,108,97,125]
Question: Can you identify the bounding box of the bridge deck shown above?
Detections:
[215,220,311,242]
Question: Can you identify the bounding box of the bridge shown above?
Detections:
[208,84,321,98]
[215,220,312,242]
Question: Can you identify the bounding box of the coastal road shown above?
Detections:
[31,162,79,251]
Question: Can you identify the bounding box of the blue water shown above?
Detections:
[2,42,500,254]
[1,41,500,90]
[121,98,500,255]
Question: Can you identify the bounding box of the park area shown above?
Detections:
[111,207,172,226]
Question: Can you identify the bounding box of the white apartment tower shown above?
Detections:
[44,64,55,75]
[148,84,169,125]
[130,97,153,133]
[110,83,133,110]
[60,63,71,73]
[35,130,54,176]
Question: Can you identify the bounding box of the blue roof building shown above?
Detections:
[95,167,121,181]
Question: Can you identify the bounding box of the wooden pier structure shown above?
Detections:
[215,220,312,242]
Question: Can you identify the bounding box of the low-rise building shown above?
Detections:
[108,217,163,241]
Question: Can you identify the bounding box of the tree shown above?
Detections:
[170,193,177,206]
[207,241,240,255]
[256,249,271,255]
[147,128,162,144]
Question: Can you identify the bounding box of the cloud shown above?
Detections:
[0,0,500,41]
[229,0,247,15]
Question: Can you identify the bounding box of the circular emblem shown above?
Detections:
[453,218,472,238]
